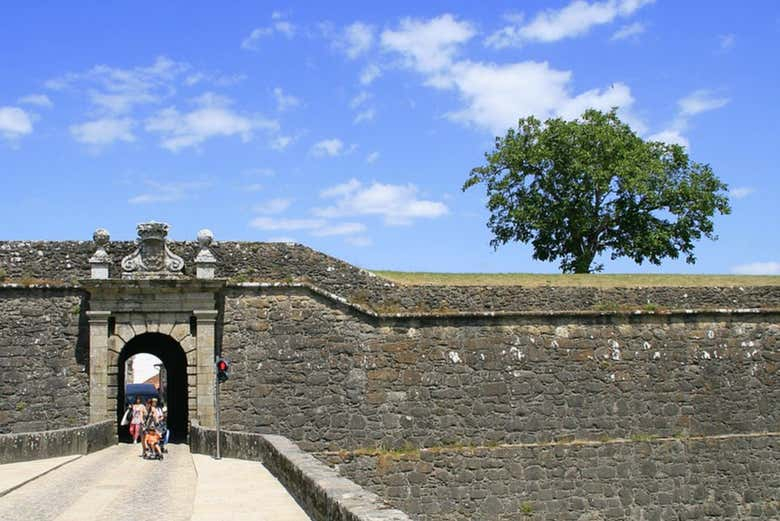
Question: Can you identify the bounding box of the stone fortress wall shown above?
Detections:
[321,434,780,520]
[0,287,89,433]
[1,238,779,519]
[220,289,779,450]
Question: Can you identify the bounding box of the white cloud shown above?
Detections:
[729,187,754,199]
[47,56,189,115]
[242,28,273,50]
[678,89,730,116]
[360,64,382,85]
[70,117,135,145]
[553,82,635,120]
[315,178,448,225]
[274,21,295,38]
[145,93,277,151]
[381,14,475,73]
[273,87,300,111]
[0,106,33,139]
[611,22,645,41]
[311,222,367,236]
[270,135,294,150]
[349,91,377,125]
[345,236,372,247]
[383,15,638,135]
[350,91,371,109]
[353,108,375,124]
[128,179,210,204]
[48,57,263,150]
[249,216,368,244]
[731,262,780,275]
[485,0,654,48]
[320,178,361,198]
[311,138,344,157]
[647,129,689,147]
[18,94,53,108]
[648,89,730,148]
[250,217,326,231]
[719,33,735,51]
[366,151,380,164]
[184,71,245,87]
[254,197,292,214]
[242,14,296,50]
[444,61,634,135]
[249,215,367,240]
[340,22,375,59]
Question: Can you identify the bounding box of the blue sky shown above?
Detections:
[1,1,779,274]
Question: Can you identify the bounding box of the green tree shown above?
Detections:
[463,109,731,273]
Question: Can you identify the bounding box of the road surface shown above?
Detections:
[0,444,310,521]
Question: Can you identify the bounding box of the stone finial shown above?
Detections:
[195,229,217,279]
[121,221,185,279]
[197,228,214,249]
[89,228,112,279]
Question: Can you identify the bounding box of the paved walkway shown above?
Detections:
[0,455,79,498]
[0,445,311,521]
[191,454,310,521]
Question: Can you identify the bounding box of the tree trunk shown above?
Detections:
[573,252,596,273]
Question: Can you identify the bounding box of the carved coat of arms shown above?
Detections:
[121,222,184,278]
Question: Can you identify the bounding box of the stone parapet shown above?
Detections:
[189,422,411,521]
[0,420,114,464]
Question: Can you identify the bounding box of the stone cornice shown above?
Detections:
[79,278,227,294]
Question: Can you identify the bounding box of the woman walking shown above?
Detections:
[129,396,146,444]
[141,398,164,455]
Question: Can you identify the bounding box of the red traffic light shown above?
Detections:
[216,357,230,383]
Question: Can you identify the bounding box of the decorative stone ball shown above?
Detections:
[197,229,214,248]
[93,228,110,246]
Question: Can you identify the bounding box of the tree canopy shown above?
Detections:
[463,109,731,273]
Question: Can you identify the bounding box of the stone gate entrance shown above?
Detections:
[117,333,189,440]
[82,222,222,434]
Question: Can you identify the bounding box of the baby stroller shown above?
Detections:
[142,426,164,460]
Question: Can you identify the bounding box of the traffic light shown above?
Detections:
[216,357,229,383]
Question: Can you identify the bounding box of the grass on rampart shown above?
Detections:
[373,271,780,288]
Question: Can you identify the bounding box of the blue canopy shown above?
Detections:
[125,383,159,405]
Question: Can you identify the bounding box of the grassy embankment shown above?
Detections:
[373,271,780,287]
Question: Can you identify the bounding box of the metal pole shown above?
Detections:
[215,355,221,460]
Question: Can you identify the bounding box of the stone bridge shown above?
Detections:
[0,221,779,520]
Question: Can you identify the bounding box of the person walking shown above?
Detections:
[129,396,146,444]
[157,402,170,452]
[142,398,164,456]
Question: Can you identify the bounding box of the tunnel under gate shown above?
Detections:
[117,333,189,442]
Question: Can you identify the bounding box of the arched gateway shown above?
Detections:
[117,333,188,441]
[82,223,222,438]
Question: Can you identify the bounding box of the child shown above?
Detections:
[143,426,163,460]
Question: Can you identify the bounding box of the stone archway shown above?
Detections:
[83,222,223,437]
[85,280,222,433]
[117,333,189,441]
